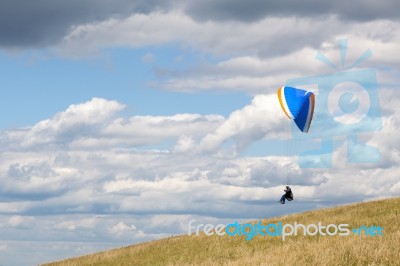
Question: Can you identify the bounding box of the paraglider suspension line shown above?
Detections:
[285,117,290,186]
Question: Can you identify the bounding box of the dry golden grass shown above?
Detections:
[43,197,400,266]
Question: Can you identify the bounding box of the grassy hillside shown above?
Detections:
[43,197,400,266]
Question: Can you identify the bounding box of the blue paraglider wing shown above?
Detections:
[277,87,315,133]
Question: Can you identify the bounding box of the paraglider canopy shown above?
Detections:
[277,86,315,133]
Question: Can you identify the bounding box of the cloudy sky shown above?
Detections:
[0,1,399,265]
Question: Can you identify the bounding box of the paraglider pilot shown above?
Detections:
[279,185,293,204]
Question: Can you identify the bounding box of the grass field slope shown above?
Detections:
[43,197,400,266]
